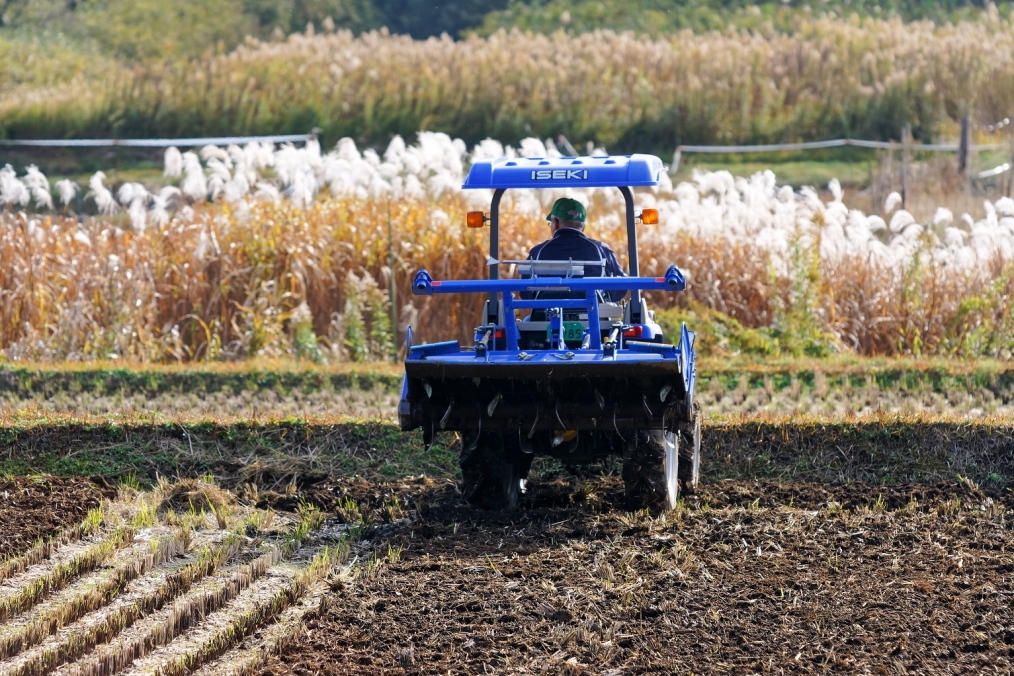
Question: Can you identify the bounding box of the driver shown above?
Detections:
[523,198,627,302]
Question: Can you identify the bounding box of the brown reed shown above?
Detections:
[2,196,1011,363]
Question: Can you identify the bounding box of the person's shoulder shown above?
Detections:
[588,235,617,254]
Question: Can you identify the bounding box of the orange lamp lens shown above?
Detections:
[641,208,659,225]
[466,211,486,228]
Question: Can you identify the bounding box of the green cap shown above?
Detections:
[546,197,586,223]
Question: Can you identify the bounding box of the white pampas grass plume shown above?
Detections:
[200,144,232,168]
[234,199,251,223]
[889,209,916,234]
[73,229,92,247]
[181,152,208,201]
[254,181,281,203]
[55,179,79,207]
[0,164,30,207]
[88,171,118,214]
[117,182,149,207]
[149,186,181,227]
[828,178,843,202]
[129,200,147,232]
[117,182,150,232]
[995,196,1014,218]
[932,207,953,229]
[208,175,226,201]
[884,191,902,214]
[206,158,232,182]
[223,174,250,203]
[23,165,53,210]
[164,147,183,178]
[194,228,210,260]
[287,170,318,208]
[27,218,44,242]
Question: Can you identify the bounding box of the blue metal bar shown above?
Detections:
[549,311,563,349]
[510,299,598,309]
[585,289,602,350]
[502,291,520,352]
[488,189,505,325]
[619,187,641,322]
[412,265,685,296]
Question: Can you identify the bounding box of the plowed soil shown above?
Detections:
[257,476,1014,675]
[0,475,115,556]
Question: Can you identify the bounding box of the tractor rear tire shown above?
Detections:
[622,429,680,510]
[460,432,532,510]
[677,403,702,493]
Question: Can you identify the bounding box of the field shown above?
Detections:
[7,2,1014,670]
[0,347,1012,674]
[0,441,1012,674]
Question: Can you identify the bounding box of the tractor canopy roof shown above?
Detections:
[462,154,666,190]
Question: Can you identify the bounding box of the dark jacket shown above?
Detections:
[523,228,627,302]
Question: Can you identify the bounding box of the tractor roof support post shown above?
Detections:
[619,186,641,323]
[488,188,505,326]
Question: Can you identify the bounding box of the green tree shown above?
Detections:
[242,0,382,35]
[374,0,511,38]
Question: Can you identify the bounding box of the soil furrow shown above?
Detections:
[0,529,135,624]
[0,532,243,676]
[50,545,284,676]
[188,581,330,676]
[0,530,189,661]
[254,476,1014,675]
[118,567,299,676]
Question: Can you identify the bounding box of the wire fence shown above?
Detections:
[672,135,1014,181]
[0,132,316,148]
[3,130,1011,180]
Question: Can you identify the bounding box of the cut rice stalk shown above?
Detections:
[3,535,244,676]
[0,528,134,624]
[0,530,189,660]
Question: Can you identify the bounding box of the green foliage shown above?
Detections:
[366,287,394,362]
[476,0,1006,37]
[0,0,382,62]
[657,226,839,359]
[657,303,779,358]
[343,295,369,363]
[942,261,1014,359]
[289,303,326,363]
[374,0,510,38]
[242,0,383,35]
[771,229,839,358]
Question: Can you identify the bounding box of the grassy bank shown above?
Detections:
[3,358,1014,419]
[4,19,1014,151]
[1,412,1011,492]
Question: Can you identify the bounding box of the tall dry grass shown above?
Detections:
[7,15,1014,146]
[2,193,1012,362]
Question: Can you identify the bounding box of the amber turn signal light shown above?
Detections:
[640,208,659,225]
[466,211,487,228]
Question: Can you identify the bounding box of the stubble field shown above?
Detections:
[1,472,1011,675]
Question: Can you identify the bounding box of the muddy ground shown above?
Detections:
[256,476,1014,675]
[0,475,115,557]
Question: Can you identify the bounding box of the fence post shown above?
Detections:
[1008,127,1014,197]
[901,124,911,210]
[958,115,971,176]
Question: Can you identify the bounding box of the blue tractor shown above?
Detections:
[399,154,700,509]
